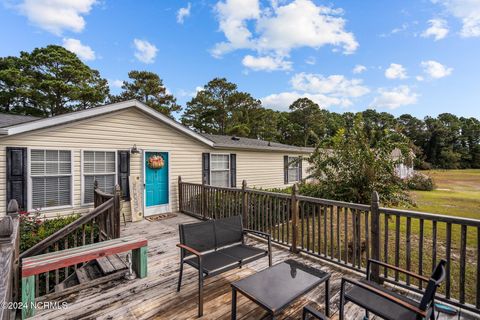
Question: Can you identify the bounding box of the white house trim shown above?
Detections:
[0,100,215,147]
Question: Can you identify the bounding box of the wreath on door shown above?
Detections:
[147,154,165,169]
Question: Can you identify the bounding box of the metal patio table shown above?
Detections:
[231,259,330,320]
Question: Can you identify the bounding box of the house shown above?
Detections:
[391,148,415,179]
[0,100,312,221]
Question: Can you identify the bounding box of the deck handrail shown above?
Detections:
[0,200,20,320]
[18,183,122,298]
[177,176,480,313]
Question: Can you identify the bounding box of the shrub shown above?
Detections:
[307,116,414,206]
[406,172,435,191]
[19,210,80,253]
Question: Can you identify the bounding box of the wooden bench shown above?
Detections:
[21,236,148,319]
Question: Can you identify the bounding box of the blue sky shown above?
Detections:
[1,0,479,119]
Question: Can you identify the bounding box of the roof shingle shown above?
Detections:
[201,133,313,153]
[0,113,39,128]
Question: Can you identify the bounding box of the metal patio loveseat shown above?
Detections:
[176,215,272,317]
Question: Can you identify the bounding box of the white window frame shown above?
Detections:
[288,156,300,183]
[27,147,74,211]
[81,149,118,205]
[210,153,231,187]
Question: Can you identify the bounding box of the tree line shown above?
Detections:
[1,45,479,169]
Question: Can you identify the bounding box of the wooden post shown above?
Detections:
[93,180,99,208]
[178,176,183,213]
[241,180,248,227]
[113,185,122,238]
[21,275,35,319]
[7,199,19,217]
[132,246,148,278]
[370,191,381,283]
[291,184,299,253]
[201,180,207,219]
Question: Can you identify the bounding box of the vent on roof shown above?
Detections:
[231,136,240,141]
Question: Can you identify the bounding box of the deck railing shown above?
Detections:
[178,176,480,313]
[18,183,122,298]
[0,200,20,320]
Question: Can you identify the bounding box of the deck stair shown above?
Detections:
[54,255,128,293]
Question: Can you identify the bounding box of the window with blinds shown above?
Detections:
[83,151,116,204]
[288,156,300,182]
[31,149,72,209]
[210,154,230,187]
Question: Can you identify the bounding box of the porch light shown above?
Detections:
[131,144,140,154]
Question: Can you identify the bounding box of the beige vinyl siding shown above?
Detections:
[214,150,309,189]
[0,107,311,220]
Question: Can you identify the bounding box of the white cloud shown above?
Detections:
[416,75,425,81]
[18,0,97,35]
[212,0,358,69]
[62,38,95,61]
[421,60,453,79]
[242,55,292,71]
[133,39,158,64]
[371,86,418,109]
[385,63,408,79]
[291,73,370,98]
[352,64,367,74]
[433,0,480,37]
[262,92,344,110]
[177,3,191,24]
[421,19,449,40]
[108,79,124,88]
[261,72,369,110]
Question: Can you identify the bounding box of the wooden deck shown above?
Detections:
[33,214,476,320]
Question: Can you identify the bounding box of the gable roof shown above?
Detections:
[0,113,39,128]
[0,100,215,147]
[0,100,312,153]
[203,133,313,153]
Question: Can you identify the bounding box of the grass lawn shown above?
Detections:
[411,169,480,219]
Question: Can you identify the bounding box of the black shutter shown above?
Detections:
[230,154,236,188]
[202,153,210,185]
[298,156,303,181]
[6,147,27,210]
[284,155,289,184]
[118,150,130,200]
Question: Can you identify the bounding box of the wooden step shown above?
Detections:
[97,254,128,275]
[75,268,92,284]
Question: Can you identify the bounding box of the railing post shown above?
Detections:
[178,176,183,213]
[241,180,248,227]
[370,191,381,283]
[93,180,99,208]
[201,180,207,219]
[291,184,299,253]
[114,185,122,238]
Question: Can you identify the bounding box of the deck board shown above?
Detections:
[32,214,475,320]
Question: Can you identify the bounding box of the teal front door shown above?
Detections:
[145,152,169,210]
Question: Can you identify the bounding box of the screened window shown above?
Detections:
[83,151,116,204]
[31,150,72,209]
[210,154,230,187]
[288,156,300,182]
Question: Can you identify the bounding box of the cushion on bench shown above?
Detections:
[180,220,216,255]
[184,251,240,275]
[214,215,243,248]
[218,244,267,264]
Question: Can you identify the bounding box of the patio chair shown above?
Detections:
[176,215,272,317]
[339,258,447,320]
